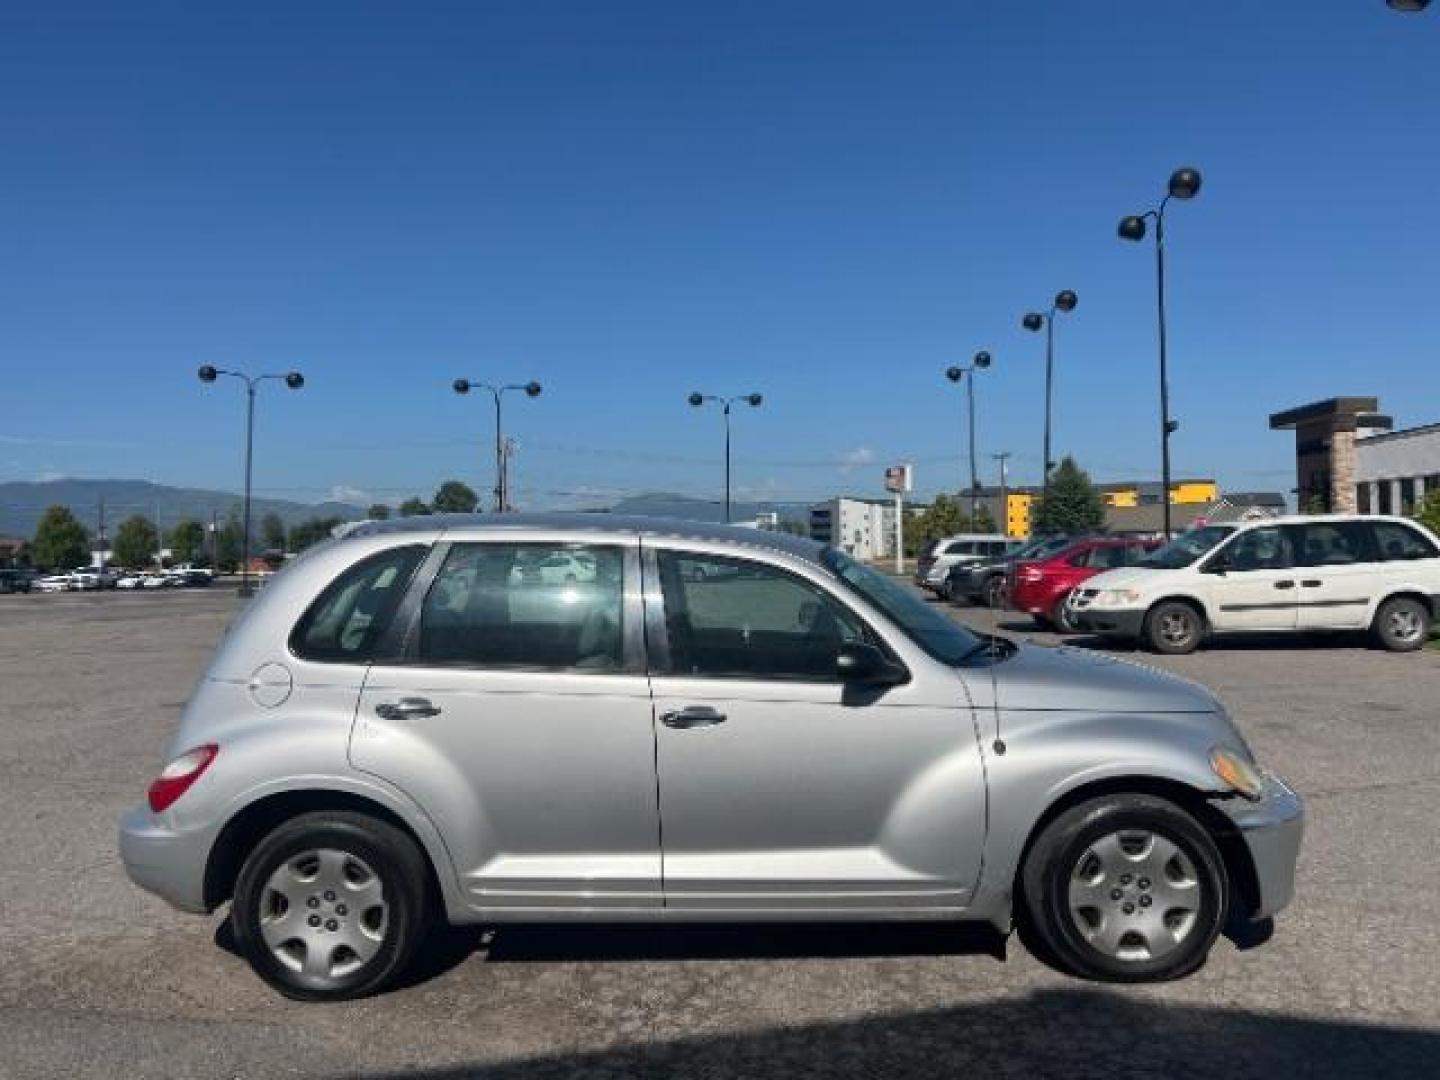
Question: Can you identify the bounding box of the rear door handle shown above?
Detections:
[661,706,727,730]
[1274,580,1296,590]
[375,697,442,721]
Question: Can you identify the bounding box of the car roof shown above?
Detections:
[337,512,830,566]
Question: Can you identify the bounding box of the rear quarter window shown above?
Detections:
[1371,521,1440,561]
[290,545,427,662]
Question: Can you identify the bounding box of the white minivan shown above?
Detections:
[1068,514,1440,654]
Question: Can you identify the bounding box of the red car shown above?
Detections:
[1009,536,1161,632]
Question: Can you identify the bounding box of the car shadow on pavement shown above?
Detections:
[350,986,1440,1080]
[472,921,1008,965]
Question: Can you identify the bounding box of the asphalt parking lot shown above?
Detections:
[1,590,1438,1079]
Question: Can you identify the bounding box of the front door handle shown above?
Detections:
[1301,579,1322,588]
[375,697,442,721]
[1273,580,1296,590]
[661,705,727,730]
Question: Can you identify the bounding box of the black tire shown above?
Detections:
[1145,600,1204,655]
[1021,793,1228,983]
[938,577,955,602]
[1051,592,1078,634]
[1371,596,1431,652]
[232,811,433,1001]
[984,575,1008,610]
[1031,613,1055,632]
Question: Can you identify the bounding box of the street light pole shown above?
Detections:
[197,365,305,597]
[992,451,1012,537]
[453,379,543,512]
[945,351,992,524]
[1119,166,1202,539]
[689,391,763,523]
[1022,290,1078,512]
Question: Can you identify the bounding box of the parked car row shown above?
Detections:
[23,567,215,592]
[927,515,1440,655]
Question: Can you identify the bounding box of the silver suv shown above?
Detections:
[120,515,1302,1000]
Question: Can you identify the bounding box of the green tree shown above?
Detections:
[31,506,90,570]
[1414,490,1440,538]
[260,512,288,553]
[1301,492,1329,515]
[1031,457,1104,535]
[398,497,432,517]
[112,515,160,568]
[972,504,997,533]
[289,516,343,552]
[367,503,391,520]
[215,509,244,572]
[169,519,206,565]
[905,494,968,557]
[431,479,479,514]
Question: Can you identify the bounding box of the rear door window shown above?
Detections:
[417,543,626,671]
[1288,522,1376,567]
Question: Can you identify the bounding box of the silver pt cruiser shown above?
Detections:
[120,515,1302,1000]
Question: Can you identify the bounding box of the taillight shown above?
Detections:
[147,744,219,813]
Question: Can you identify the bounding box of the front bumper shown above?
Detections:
[1070,606,1147,638]
[118,803,213,914]
[1216,771,1305,920]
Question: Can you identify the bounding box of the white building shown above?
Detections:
[1356,422,1440,516]
[809,498,927,560]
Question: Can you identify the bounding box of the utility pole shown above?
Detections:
[502,436,519,511]
[96,496,107,573]
[992,452,1012,537]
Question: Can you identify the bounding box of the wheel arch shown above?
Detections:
[1145,593,1210,628]
[1012,774,1262,926]
[1372,589,1434,621]
[204,788,451,915]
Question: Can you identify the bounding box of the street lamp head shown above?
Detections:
[688,392,704,407]
[1022,312,1044,332]
[746,393,763,408]
[1387,0,1430,12]
[197,365,218,383]
[945,366,964,383]
[524,381,542,398]
[1054,290,1078,313]
[453,378,471,395]
[284,372,304,390]
[1118,214,1148,241]
[973,350,992,369]
[1168,166,1202,200]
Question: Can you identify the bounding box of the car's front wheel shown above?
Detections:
[1021,793,1228,982]
[231,811,432,1001]
[1145,600,1203,654]
[984,575,1008,609]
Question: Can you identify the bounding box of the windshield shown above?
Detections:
[1136,525,1235,569]
[823,548,982,664]
[1017,533,1073,561]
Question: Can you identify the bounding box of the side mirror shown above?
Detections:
[837,642,907,686]
[1201,553,1230,575]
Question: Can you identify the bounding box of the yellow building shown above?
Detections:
[985,479,1221,540]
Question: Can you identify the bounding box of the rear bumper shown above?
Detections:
[1216,772,1305,920]
[1070,607,1147,638]
[118,804,212,914]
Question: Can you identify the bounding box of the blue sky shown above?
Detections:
[2,1,1437,510]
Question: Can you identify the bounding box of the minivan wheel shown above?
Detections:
[985,575,1008,609]
[1145,601,1202,655]
[232,811,431,1001]
[1372,597,1430,652]
[1051,593,1078,634]
[1021,794,1227,983]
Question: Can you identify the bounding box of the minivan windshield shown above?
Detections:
[1135,525,1236,569]
[822,548,983,664]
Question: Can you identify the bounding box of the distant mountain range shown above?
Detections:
[0,480,364,539]
[606,492,813,524]
[0,480,818,540]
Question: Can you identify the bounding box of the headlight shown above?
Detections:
[1210,745,1264,801]
[1093,588,1143,608]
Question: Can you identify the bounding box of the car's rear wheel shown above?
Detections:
[984,575,1008,609]
[232,811,432,1001]
[1021,793,1227,982]
[1371,597,1430,652]
[1145,601,1203,654]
